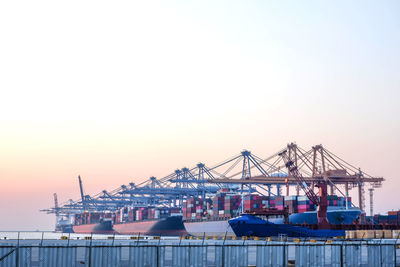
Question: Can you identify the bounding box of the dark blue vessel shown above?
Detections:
[229,214,346,238]
[269,207,361,225]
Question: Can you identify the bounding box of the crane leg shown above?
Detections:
[317,182,330,229]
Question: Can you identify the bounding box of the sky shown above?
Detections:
[0,1,399,230]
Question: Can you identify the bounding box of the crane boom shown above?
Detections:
[279,151,320,205]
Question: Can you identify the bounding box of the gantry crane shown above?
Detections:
[42,143,384,232]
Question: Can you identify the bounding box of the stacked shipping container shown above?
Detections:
[74,212,102,225]
[388,211,400,224]
[184,194,241,220]
[326,195,351,207]
[112,206,178,224]
[182,194,353,222]
[223,195,241,218]
[213,194,225,219]
[297,196,315,213]
[183,197,204,220]
[373,211,400,225]
[244,195,262,211]
[274,196,285,211]
[284,196,298,213]
[74,193,356,226]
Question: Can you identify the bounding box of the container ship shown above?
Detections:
[63,191,399,237]
[182,193,236,237]
[72,207,187,236]
[73,212,115,234]
[228,208,400,238]
[112,207,186,236]
[182,191,360,237]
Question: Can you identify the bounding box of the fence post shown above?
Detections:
[136,232,141,246]
[157,245,159,267]
[189,243,191,267]
[88,232,93,267]
[283,240,286,267]
[15,232,20,267]
[340,241,344,267]
[221,244,224,267]
[40,232,44,246]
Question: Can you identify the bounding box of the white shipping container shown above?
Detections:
[136,210,140,221]
[155,210,160,219]
[393,230,400,239]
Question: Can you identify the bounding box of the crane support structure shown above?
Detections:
[42,143,384,221]
[53,193,59,216]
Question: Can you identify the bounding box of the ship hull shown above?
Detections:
[229,215,345,238]
[114,216,187,236]
[60,225,74,233]
[184,219,235,237]
[72,220,115,234]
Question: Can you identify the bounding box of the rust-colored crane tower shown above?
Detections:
[278,149,330,229]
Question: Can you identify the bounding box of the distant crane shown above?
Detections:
[42,142,384,231]
[53,193,59,216]
[53,193,62,231]
[78,175,87,210]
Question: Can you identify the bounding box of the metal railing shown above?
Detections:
[1,238,399,266]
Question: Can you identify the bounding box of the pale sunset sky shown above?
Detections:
[0,1,399,230]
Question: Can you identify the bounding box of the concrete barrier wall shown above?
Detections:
[346,229,400,239]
